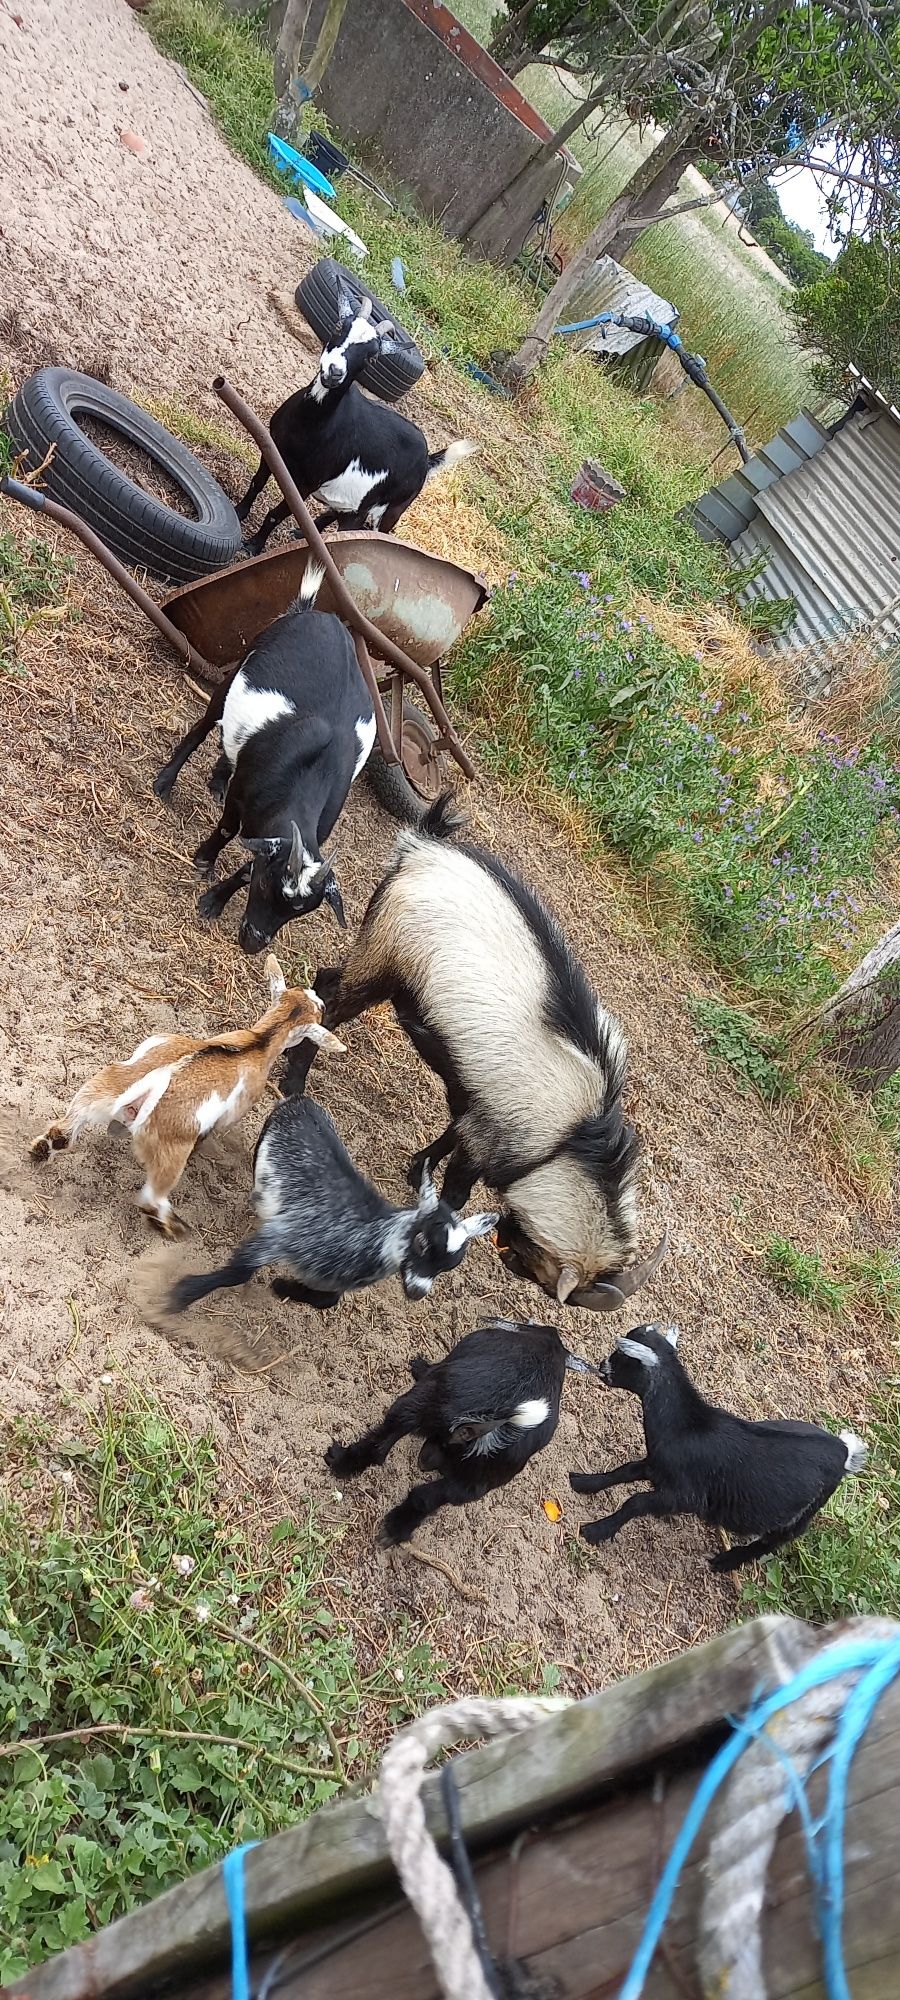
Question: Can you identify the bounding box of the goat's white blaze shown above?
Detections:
[511,1397,550,1429]
[194,1077,245,1136]
[111,1060,188,1132]
[617,1337,659,1368]
[221,671,295,766]
[352,712,377,780]
[126,1034,170,1064]
[316,458,388,513]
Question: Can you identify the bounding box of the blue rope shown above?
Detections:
[223,1840,261,2000]
[618,1633,900,2000]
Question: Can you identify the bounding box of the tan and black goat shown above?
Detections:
[30,957,343,1236]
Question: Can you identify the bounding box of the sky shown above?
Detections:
[775,162,841,256]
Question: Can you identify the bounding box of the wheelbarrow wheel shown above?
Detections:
[366,702,451,823]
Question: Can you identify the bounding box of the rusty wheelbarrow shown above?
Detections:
[0,377,488,816]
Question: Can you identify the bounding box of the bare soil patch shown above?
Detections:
[0,0,892,1698]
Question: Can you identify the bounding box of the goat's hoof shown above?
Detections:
[143,1210,190,1240]
[29,1134,52,1162]
[406,1151,430,1193]
[325,1440,351,1475]
[568,1471,597,1494]
[579,1519,614,1547]
[153,771,175,804]
[270,1277,294,1301]
[197,889,223,922]
[376,1514,406,1549]
[709,1548,740,1575]
[191,846,217,875]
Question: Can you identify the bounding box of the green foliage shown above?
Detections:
[764,1237,900,1327]
[747,1382,900,1622]
[147,0,282,186]
[754,214,830,287]
[0,528,72,675]
[0,1402,458,1981]
[690,999,795,1102]
[453,567,900,1000]
[788,234,900,405]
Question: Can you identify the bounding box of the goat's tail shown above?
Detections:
[425,439,478,482]
[420,789,469,842]
[839,1428,868,1475]
[296,559,326,609]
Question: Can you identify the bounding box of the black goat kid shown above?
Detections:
[570,1323,867,1572]
[168,1095,497,1316]
[327,1320,600,1544]
[153,564,374,952]
[236,286,474,554]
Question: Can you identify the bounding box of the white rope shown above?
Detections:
[698,1618,898,1999]
[377,1694,569,2000]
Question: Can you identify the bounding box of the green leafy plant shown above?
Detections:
[764,1237,900,1327]
[0,529,72,675]
[0,1401,460,1980]
[764,1236,851,1315]
[747,1383,900,1623]
[690,999,795,1102]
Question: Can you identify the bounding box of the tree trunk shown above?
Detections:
[464,85,606,266]
[603,141,696,261]
[488,0,543,71]
[499,117,699,389]
[273,0,348,131]
[815,921,900,1092]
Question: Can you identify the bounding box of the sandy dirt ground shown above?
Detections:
[0,0,890,1696]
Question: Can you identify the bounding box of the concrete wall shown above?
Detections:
[299,0,565,255]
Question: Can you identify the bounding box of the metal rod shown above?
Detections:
[212,377,477,782]
[0,476,214,680]
[353,631,400,763]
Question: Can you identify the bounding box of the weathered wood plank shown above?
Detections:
[0,1618,836,2000]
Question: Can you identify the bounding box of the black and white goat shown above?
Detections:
[291,793,667,1312]
[168,1094,497,1316]
[326,1319,600,1544]
[570,1323,867,1571]
[153,564,374,952]
[235,286,475,555]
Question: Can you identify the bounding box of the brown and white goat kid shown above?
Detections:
[29,957,343,1236]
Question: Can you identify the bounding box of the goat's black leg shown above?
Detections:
[326,1393,422,1479]
[234,456,271,523]
[376,500,411,535]
[440,1144,480,1212]
[378,1475,490,1547]
[192,793,241,875]
[709,1502,822,1575]
[409,1354,432,1382]
[153,670,234,802]
[244,499,291,556]
[270,1277,343,1309]
[168,1231,274,1313]
[407,1121,459,1193]
[197,861,252,922]
[208,752,231,803]
[569,1458,651,1496]
[579,1489,676,1548]
[281,1037,321,1099]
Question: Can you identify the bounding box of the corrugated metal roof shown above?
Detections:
[687,370,900,656]
[563,256,677,357]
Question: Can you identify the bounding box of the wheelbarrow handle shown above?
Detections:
[1,474,47,511]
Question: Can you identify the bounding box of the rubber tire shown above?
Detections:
[366,702,445,824]
[4,368,243,582]
[295,259,425,404]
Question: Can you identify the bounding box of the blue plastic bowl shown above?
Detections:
[267,133,336,200]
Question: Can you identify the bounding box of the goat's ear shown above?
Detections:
[242,836,286,860]
[448,1417,495,1443]
[463,1210,500,1240]
[334,282,356,326]
[664,1325,680,1349]
[323,875,347,927]
[417,1163,439,1213]
[265,954,286,1000]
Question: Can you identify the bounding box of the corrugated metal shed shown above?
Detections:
[563,255,678,357]
[688,368,900,653]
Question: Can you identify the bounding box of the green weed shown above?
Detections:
[0,1400,473,1980]
[690,999,794,1102]
[147,0,283,186]
[453,568,900,1000]
[747,1383,900,1622]
[0,528,72,675]
[764,1237,900,1328]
